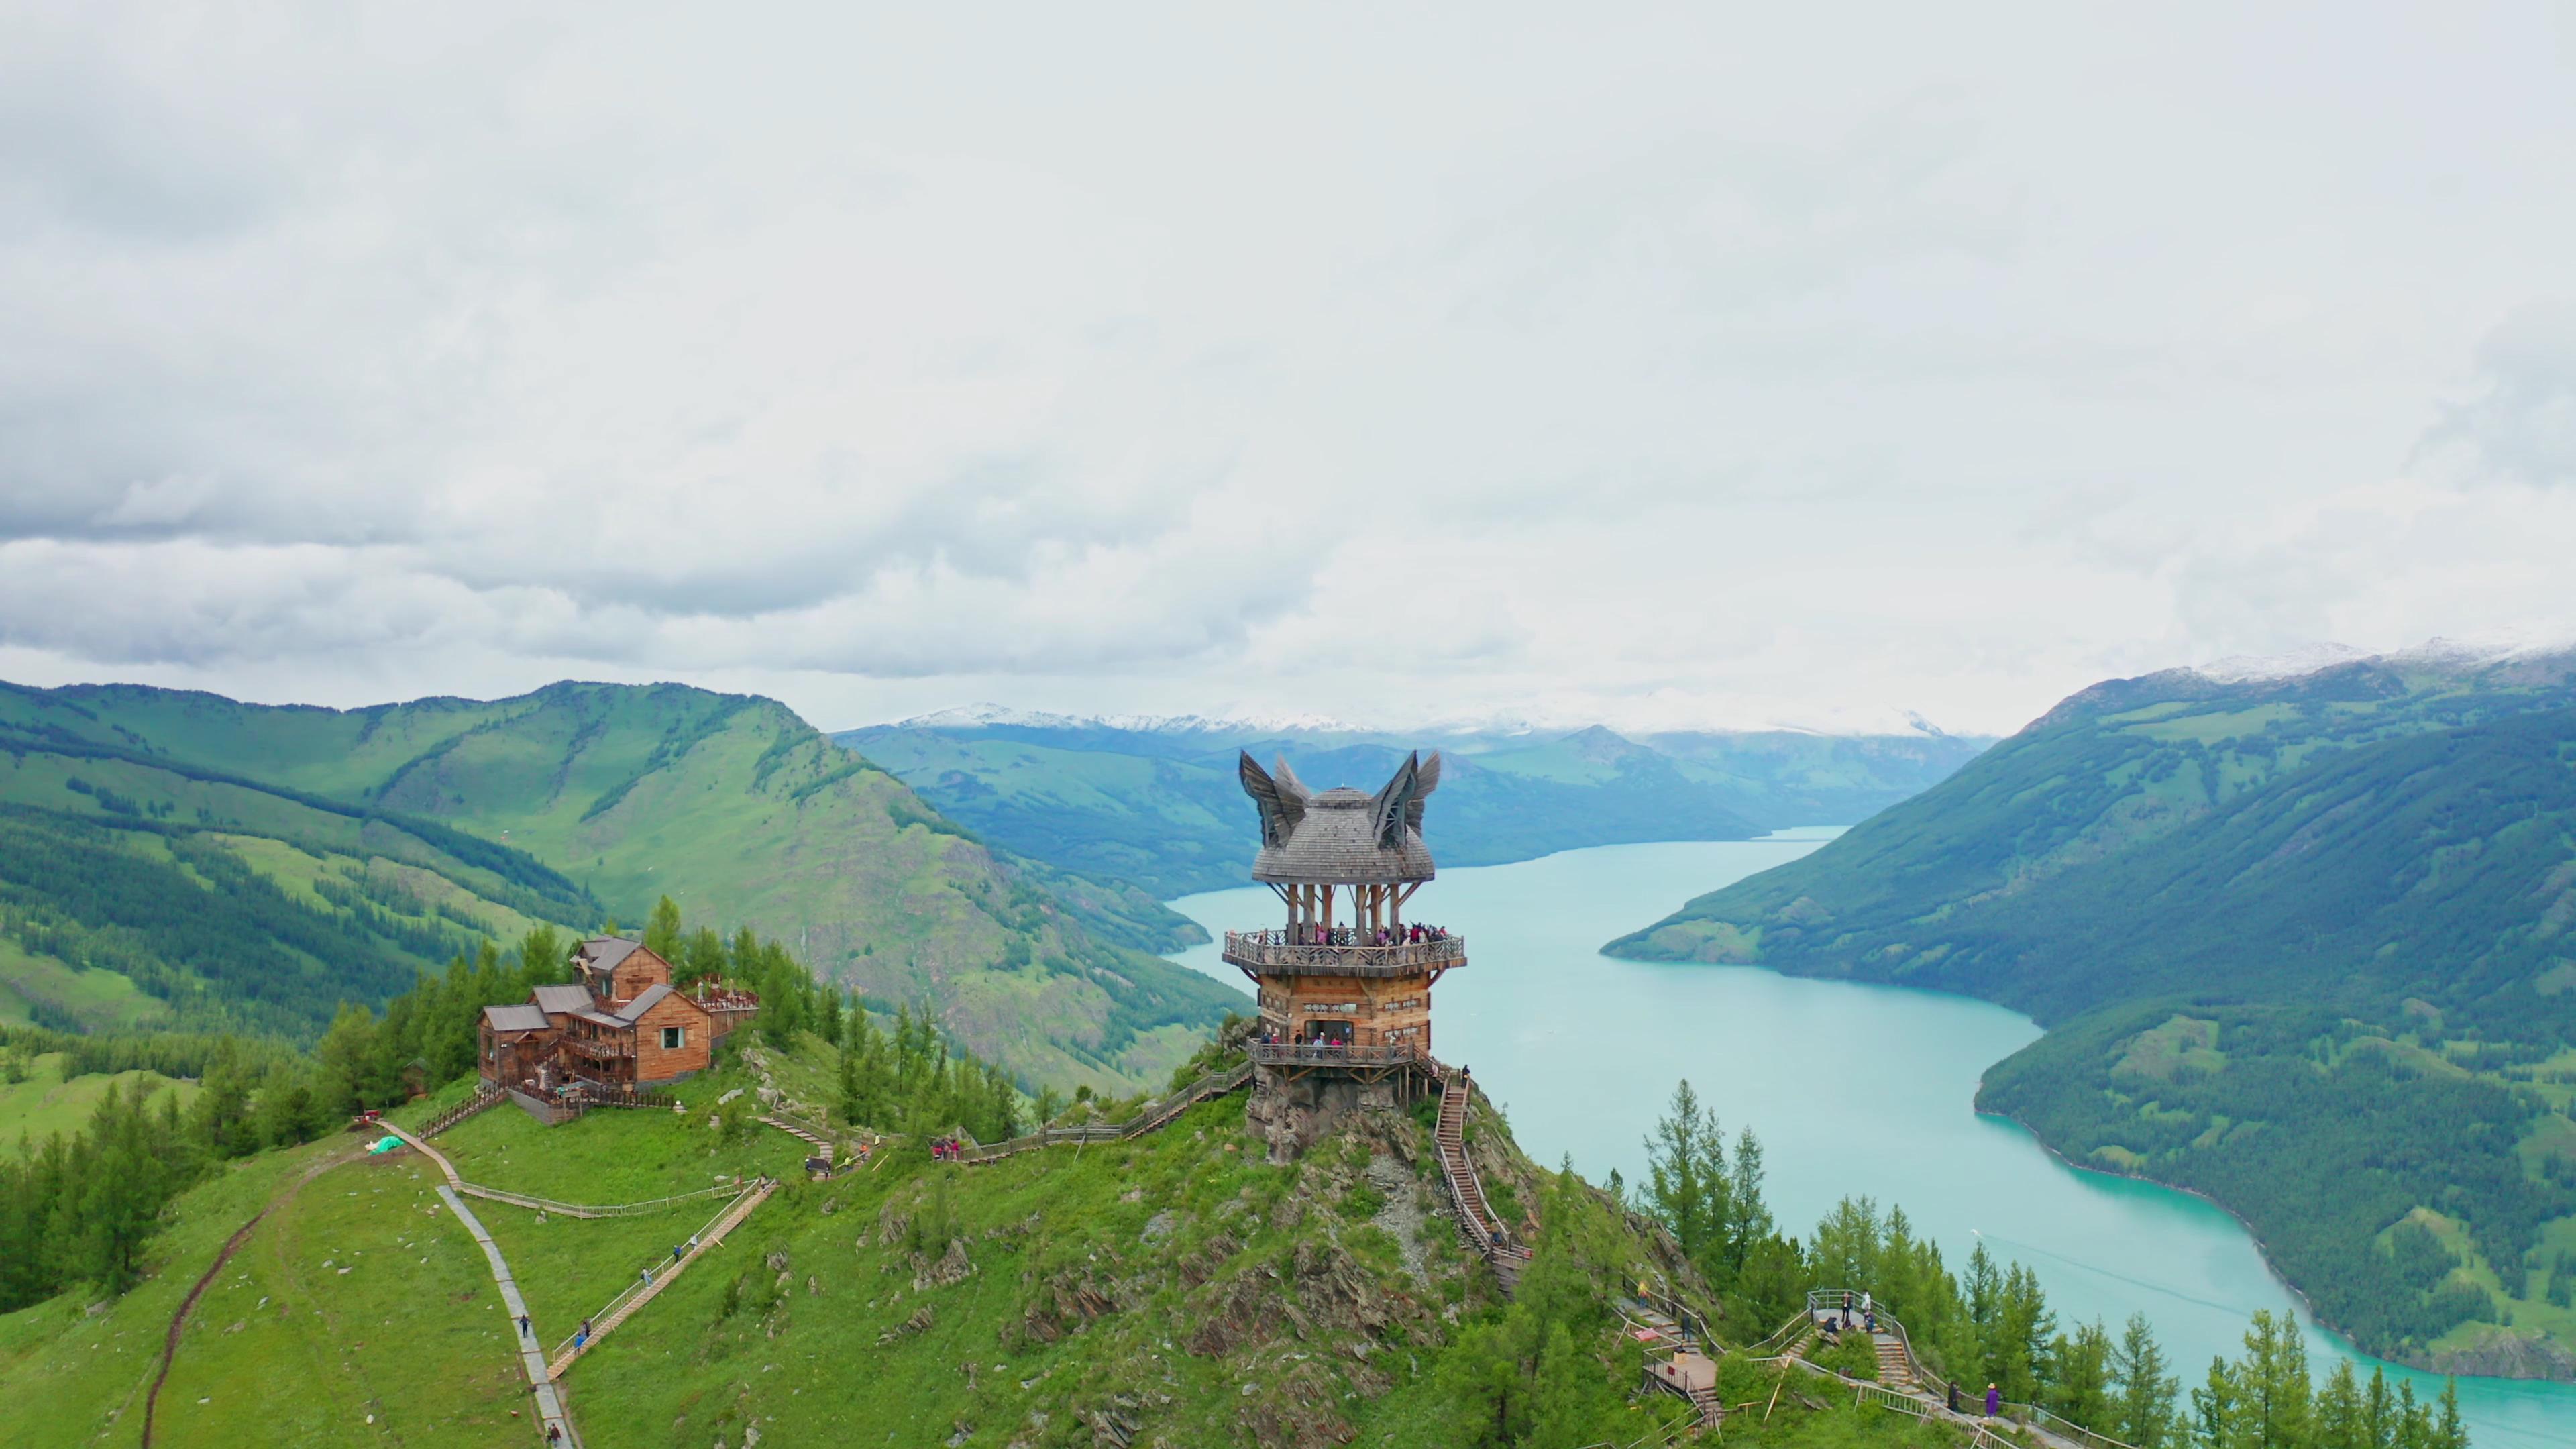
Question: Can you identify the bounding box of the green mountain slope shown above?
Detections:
[1607,652,2576,1373]
[0,681,1241,1092]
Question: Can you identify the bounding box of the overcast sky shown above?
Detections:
[4,4,2575,737]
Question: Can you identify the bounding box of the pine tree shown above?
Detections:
[2434,1379,2465,1449]
[2238,1310,2312,1449]
[2363,1364,2396,1449]
[643,895,684,961]
[2192,1357,2243,1449]
[2113,1311,2183,1449]
[1640,1079,1733,1273]
[2316,1360,2365,1449]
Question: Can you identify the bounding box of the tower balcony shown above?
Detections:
[1249,1040,1428,1068]
[1221,930,1466,979]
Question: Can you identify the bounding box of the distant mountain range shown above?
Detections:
[836,709,1994,901]
[1607,643,2576,1375]
[0,680,1240,1094]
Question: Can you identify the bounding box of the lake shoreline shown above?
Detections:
[1161,837,2576,1446]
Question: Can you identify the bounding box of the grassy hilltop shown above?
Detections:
[1607,650,2576,1377]
[0,1036,1936,1449]
[0,680,1241,1093]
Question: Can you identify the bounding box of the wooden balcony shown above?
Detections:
[1221,931,1466,979]
[561,1034,635,1062]
[1250,1041,1428,1067]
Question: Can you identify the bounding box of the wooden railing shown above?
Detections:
[458,1180,743,1220]
[562,1036,635,1061]
[1220,932,1466,975]
[421,1083,504,1138]
[1795,1290,2141,1449]
[1248,1041,1427,1068]
[957,1060,1253,1165]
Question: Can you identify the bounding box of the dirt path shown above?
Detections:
[140,1145,362,1449]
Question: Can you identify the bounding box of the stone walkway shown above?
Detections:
[436,1183,580,1448]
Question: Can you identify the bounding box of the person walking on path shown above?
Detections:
[1985,1384,2000,1418]
[671,1243,684,1265]
[1947,1381,1961,1415]
[517,1312,531,1338]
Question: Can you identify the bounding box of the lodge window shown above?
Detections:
[661,1026,684,1050]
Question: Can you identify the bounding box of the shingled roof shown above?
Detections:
[1240,753,1441,885]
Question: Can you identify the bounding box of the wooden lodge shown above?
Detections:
[1229,750,1460,1160]
[477,936,761,1102]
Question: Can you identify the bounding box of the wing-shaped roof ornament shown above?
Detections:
[1368,751,1433,850]
[1239,750,1311,847]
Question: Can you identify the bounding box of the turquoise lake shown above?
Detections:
[1164,834,2576,1448]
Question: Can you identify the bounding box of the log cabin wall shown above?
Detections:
[1260,971,1434,1052]
[632,993,715,1083]
[612,947,676,1003]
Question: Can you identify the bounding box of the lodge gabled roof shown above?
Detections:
[576,936,644,974]
[483,1003,551,1033]
[532,983,594,1016]
[612,981,676,1022]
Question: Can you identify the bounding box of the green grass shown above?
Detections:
[0,1141,327,1448]
[0,1053,196,1155]
[151,1151,532,1448]
[0,938,171,1034]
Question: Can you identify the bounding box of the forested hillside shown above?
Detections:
[0,681,1240,1093]
[841,712,1987,898]
[1606,651,2576,1375]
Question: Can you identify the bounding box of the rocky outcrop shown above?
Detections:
[2418,1326,2576,1383]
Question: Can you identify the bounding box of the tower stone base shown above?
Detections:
[1246,1065,1407,1163]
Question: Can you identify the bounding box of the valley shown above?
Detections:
[842,708,1990,900]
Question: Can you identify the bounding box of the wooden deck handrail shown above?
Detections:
[957,1060,1252,1165]
[1220,932,1466,976]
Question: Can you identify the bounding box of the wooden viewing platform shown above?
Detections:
[1220,931,1465,977]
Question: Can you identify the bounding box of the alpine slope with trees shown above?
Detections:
[1609,649,2576,1377]
[0,678,1243,1094]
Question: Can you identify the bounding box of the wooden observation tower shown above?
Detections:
[1227,751,1462,1161]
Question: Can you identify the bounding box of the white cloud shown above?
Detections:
[3,4,2576,737]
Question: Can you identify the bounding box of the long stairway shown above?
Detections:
[1432,1065,1529,1292]
[545,1176,777,1379]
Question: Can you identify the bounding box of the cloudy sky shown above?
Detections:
[4,3,2574,737]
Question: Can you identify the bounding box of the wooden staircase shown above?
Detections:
[759,1114,833,1155]
[1432,1065,1528,1293]
[1873,1332,1913,1387]
[545,1176,776,1379]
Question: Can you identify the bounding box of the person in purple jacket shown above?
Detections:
[1985,1383,2001,1417]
